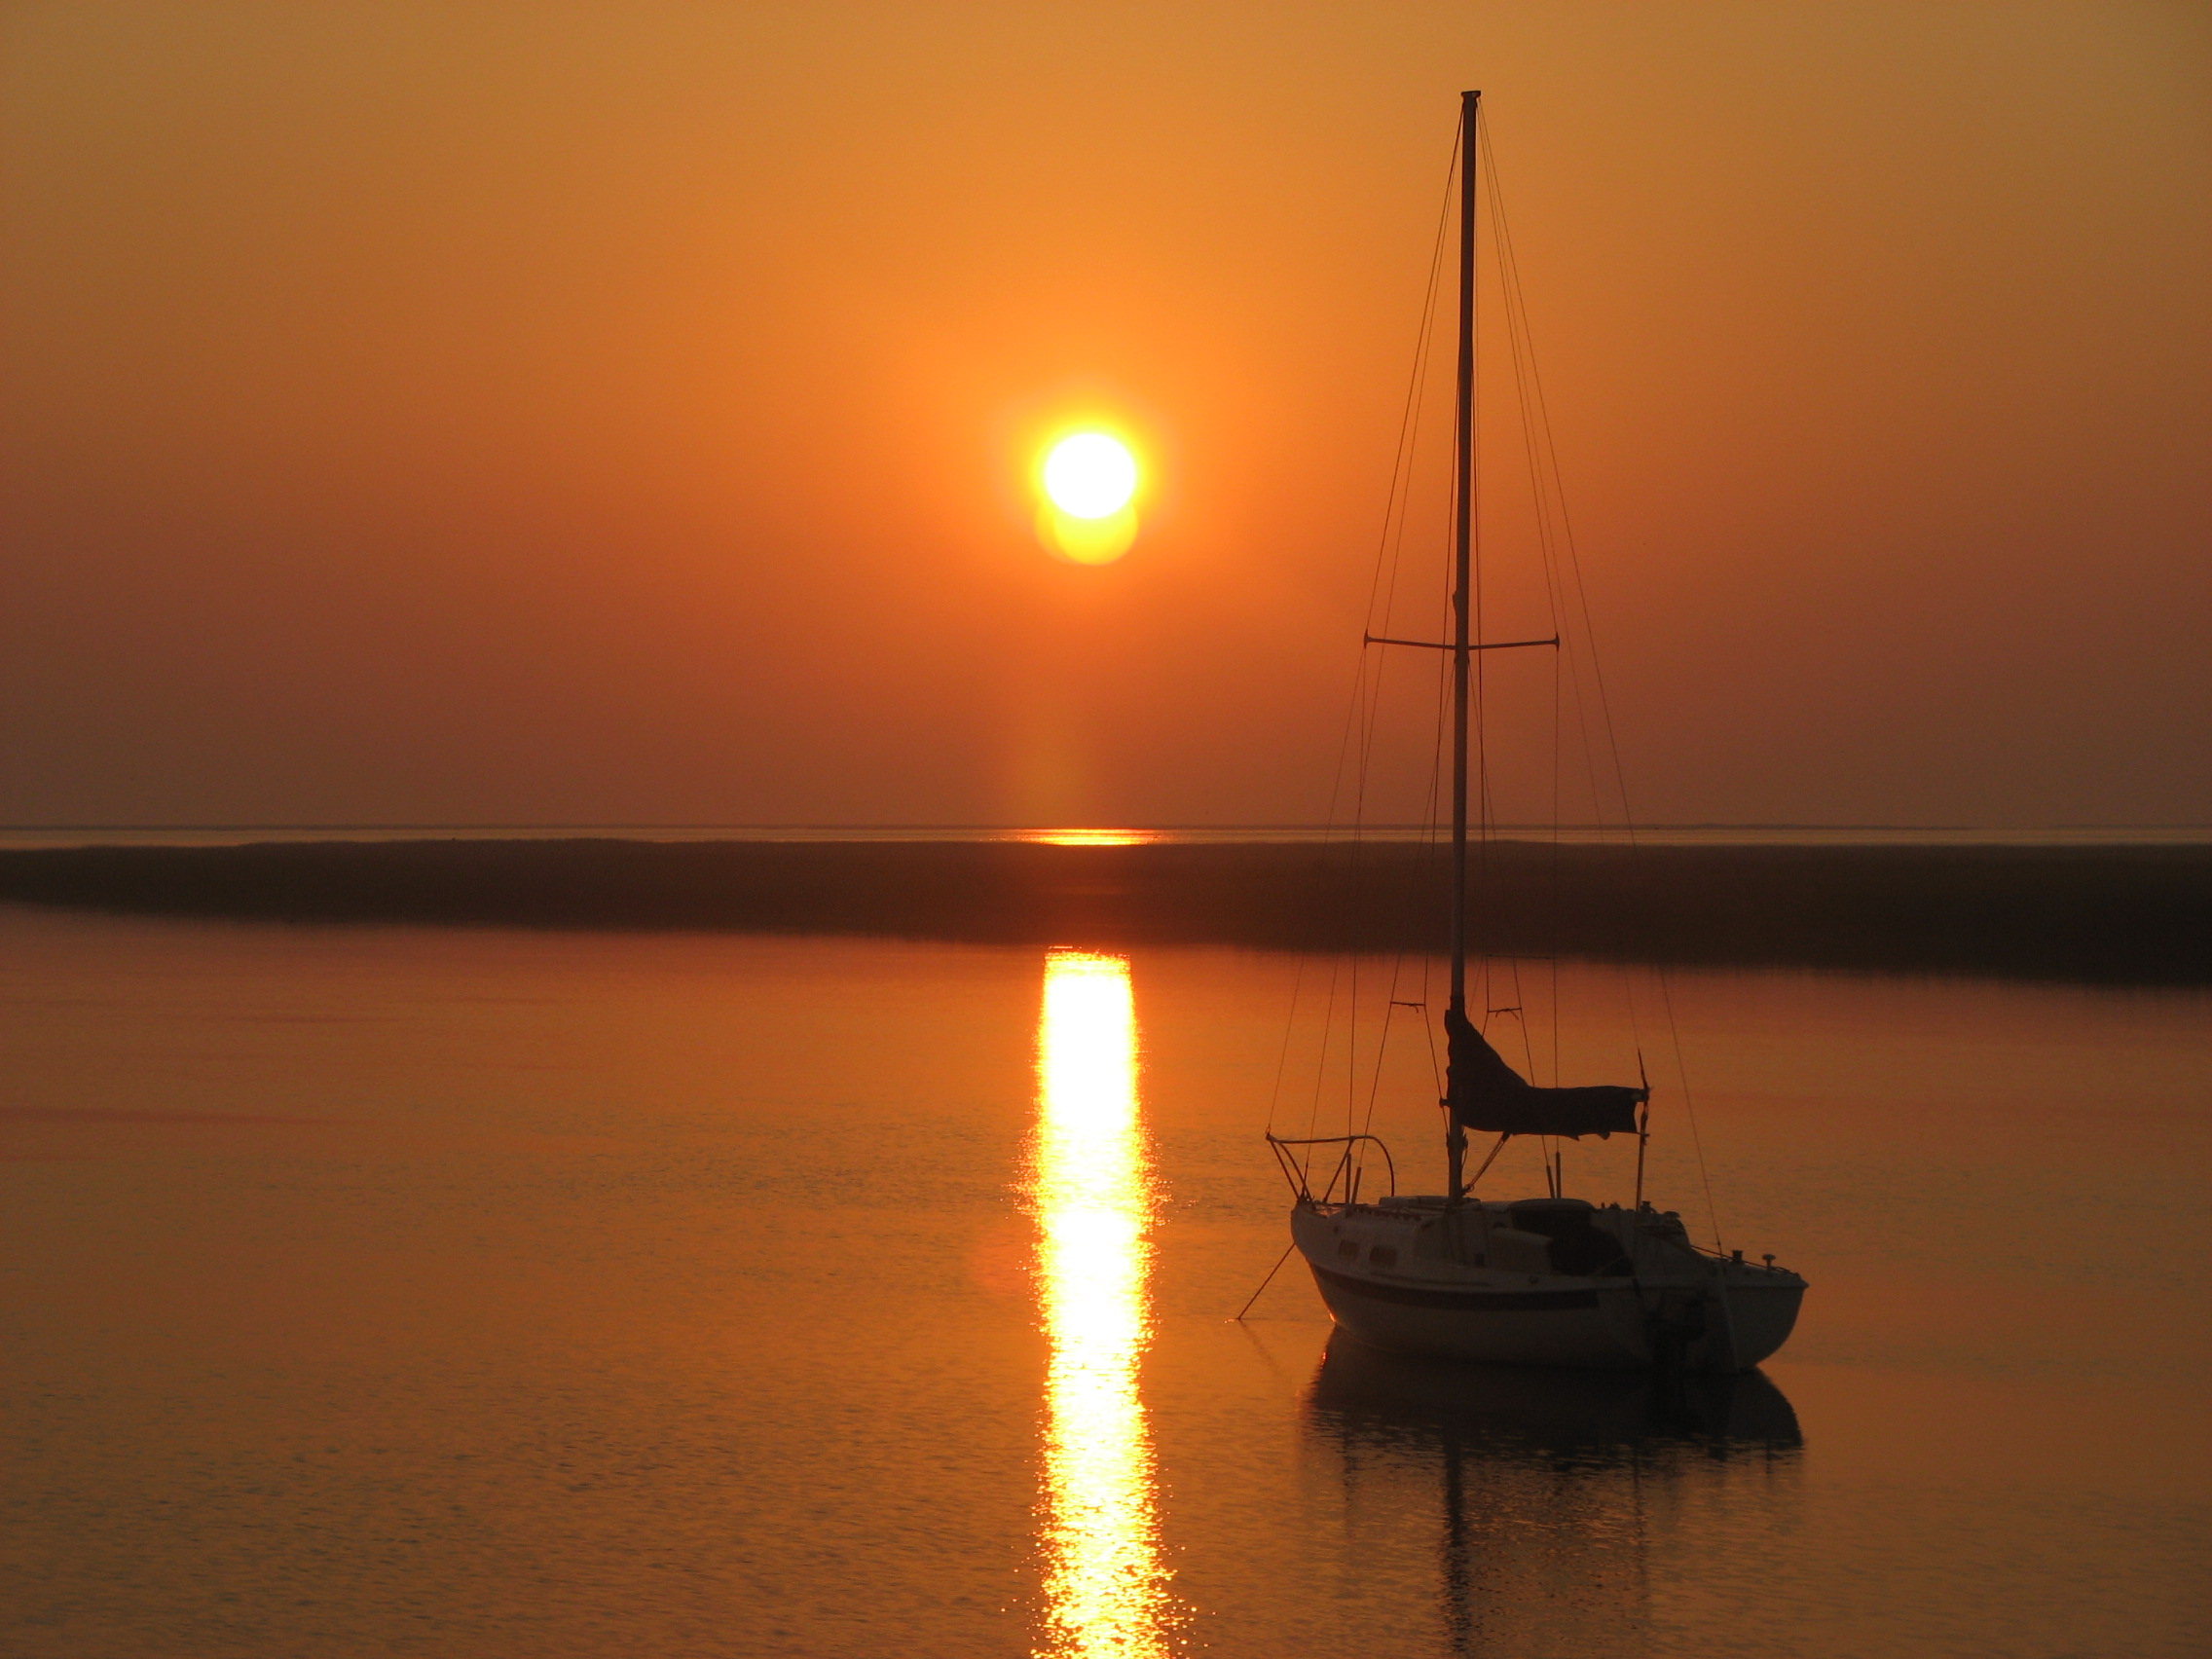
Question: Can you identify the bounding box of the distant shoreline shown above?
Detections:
[4,823,2209,850]
[1,838,2205,986]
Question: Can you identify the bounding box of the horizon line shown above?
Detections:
[5,821,2209,834]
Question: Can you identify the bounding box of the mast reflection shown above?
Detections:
[1029,950,1178,1657]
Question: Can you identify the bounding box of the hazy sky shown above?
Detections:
[3,1,2205,828]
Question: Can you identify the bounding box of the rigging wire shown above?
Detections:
[1478,107,1724,1245]
[1267,116,1460,1192]
[1274,106,1725,1238]
[1341,125,1462,1156]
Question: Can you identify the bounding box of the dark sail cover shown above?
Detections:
[1445,1008,1644,1138]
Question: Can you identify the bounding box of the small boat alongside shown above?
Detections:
[1270,92,1805,1375]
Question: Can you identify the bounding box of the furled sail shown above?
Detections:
[1445,1009,1644,1138]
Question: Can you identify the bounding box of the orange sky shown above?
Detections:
[2,1,2205,828]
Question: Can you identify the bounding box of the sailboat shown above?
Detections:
[1271,92,1806,1375]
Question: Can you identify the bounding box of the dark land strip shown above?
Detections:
[1,839,2205,985]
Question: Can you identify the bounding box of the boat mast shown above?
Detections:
[1446,89,1479,1204]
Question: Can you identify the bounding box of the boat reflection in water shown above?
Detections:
[1028,950,1181,1657]
[1305,1335,1801,1654]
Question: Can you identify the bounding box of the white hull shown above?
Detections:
[1291,1198,1804,1374]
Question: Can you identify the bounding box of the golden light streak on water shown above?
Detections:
[1029,949,1179,1658]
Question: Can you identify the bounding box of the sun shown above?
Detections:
[1032,425,1144,565]
[1042,433,1138,520]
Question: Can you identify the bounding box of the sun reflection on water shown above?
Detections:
[1020,829,1158,847]
[1029,949,1178,1658]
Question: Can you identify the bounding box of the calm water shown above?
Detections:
[1,906,2205,1656]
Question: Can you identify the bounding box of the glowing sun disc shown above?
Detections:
[1043,434,1138,519]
